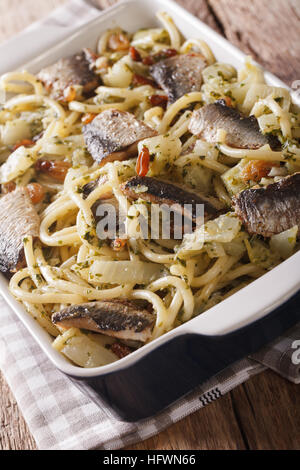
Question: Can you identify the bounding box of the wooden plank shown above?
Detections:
[127,393,247,450]
[208,0,300,85]
[0,373,37,450]
[230,370,300,450]
[128,371,300,450]
[160,0,222,34]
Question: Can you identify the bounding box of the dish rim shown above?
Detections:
[0,0,299,378]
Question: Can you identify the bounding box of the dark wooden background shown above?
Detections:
[0,0,299,450]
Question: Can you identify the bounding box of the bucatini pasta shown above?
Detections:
[0,12,299,368]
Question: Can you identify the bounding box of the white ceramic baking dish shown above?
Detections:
[0,0,299,420]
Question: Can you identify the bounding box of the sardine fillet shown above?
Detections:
[150,54,206,104]
[52,299,156,343]
[233,173,300,237]
[189,101,279,149]
[0,188,40,273]
[83,109,157,165]
[38,49,99,100]
[121,176,221,221]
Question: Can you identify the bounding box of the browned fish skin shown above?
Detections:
[0,188,40,273]
[52,299,155,343]
[38,50,100,100]
[83,109,157,165]
[233,173,300,237]
[189,100,280,150]
[82,178,100,199]
[121,176,221,221]
[149,54,206,104]
[82,175,110,200]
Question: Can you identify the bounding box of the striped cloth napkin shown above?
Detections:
[0,0,299,451]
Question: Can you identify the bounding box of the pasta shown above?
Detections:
[1,11,299,368]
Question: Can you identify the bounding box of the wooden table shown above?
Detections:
[0,0,299,451]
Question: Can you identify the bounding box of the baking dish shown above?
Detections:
[0,0,299,421]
